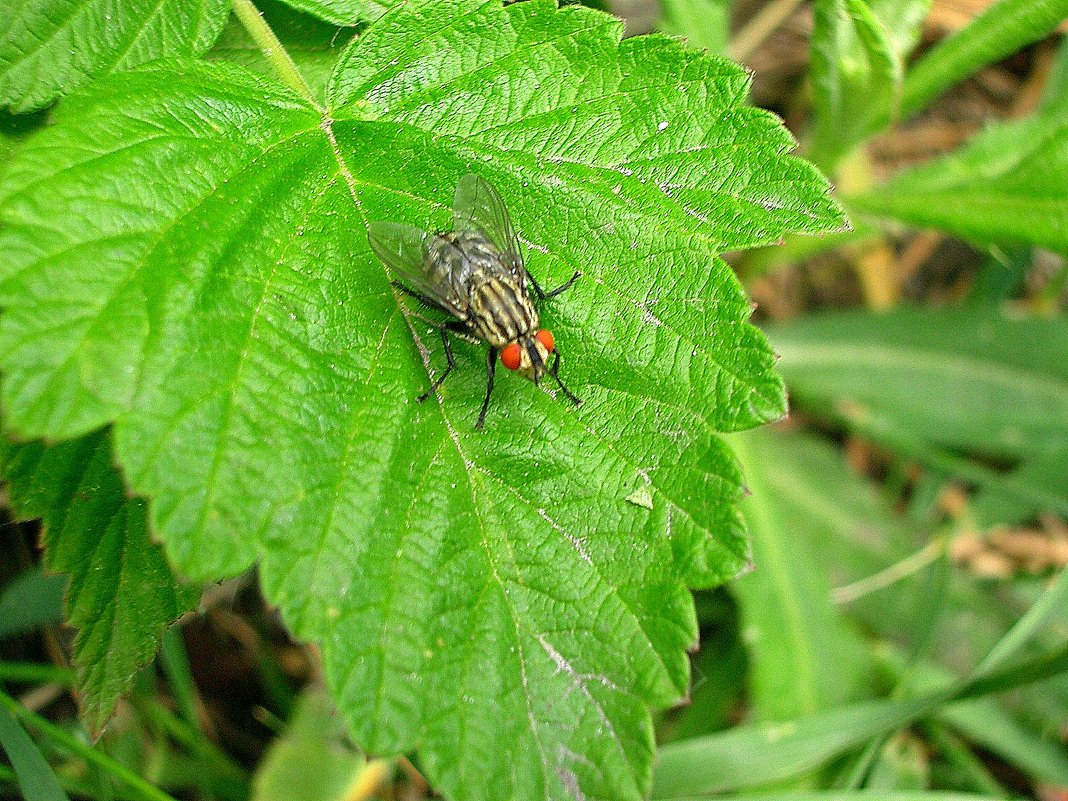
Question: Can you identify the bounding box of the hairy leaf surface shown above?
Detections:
[0,0,230,113]
[276,0,394,25]
[0,2,843,798]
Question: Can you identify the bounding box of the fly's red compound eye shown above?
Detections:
[501,342,522,370]
[535,329,555,353]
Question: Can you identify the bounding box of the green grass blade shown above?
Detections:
[0,690,178,801]
[672,793,1007,801]
[0,701,69,801]
[900,0,1068,117]
[975,567,1068,676]
[0,663,76,686]
[729,429,871,721]
[0,566,65,638]
[652,644,1068,796]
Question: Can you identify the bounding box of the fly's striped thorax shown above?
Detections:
[469,277,538,348]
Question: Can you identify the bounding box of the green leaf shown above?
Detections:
[898,659,1068,789]
[0,688,179,801]
[0,2,843,798]
[659,605,746,741]
[900,0,1068,119]
[846,90,1068,250]
[727,429,871,722]
[767,308,1068,459]
[275,0,394,25]
[941,695,1068,788]
[808,0,927,172]
[965,246,1030,306]
[0,431,197,734]
[712,425,1068,775]
[653,692,951,797]
[888,589,1068,789]
[251,688,367,801]
[2,107,47,166]
[972,447,1068,526]
[207,0,358,102]
[0,703,69,801]
[875,615,1068,790]
[327,3,845,253]
[658,0,731,55]
[706,426,942,659]
[651,640,1068,797]
[976,565,1068,677]
[691,794,1008,801]
[865,734,929,790]
[1041,32,1068,109]
[0,0,230,113]
[0,566,66,638]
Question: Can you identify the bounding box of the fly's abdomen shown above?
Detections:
[469,278,538,348]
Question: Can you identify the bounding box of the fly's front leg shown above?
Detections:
[475,347,498,429]
[528,270,581,300]
[548,351,581,406]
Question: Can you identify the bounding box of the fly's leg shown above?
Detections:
[417,320,470,402]
[475,348,498,429]
[528,270,581,300]
[548,351,581,406]
[418,327,457,403]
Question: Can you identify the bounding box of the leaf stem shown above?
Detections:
[231,0,321,109]
[729,0,803,62]
[831,538,944,605]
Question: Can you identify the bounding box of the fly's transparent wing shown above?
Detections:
[452,174,524,280]
[367,221,466,318]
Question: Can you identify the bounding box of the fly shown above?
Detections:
[368,174,582,428]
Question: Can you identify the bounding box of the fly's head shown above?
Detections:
[500,330,555,384]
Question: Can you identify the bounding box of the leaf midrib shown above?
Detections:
[100,0,172,76]
[320,106,733,647]
[458,445,636,800]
